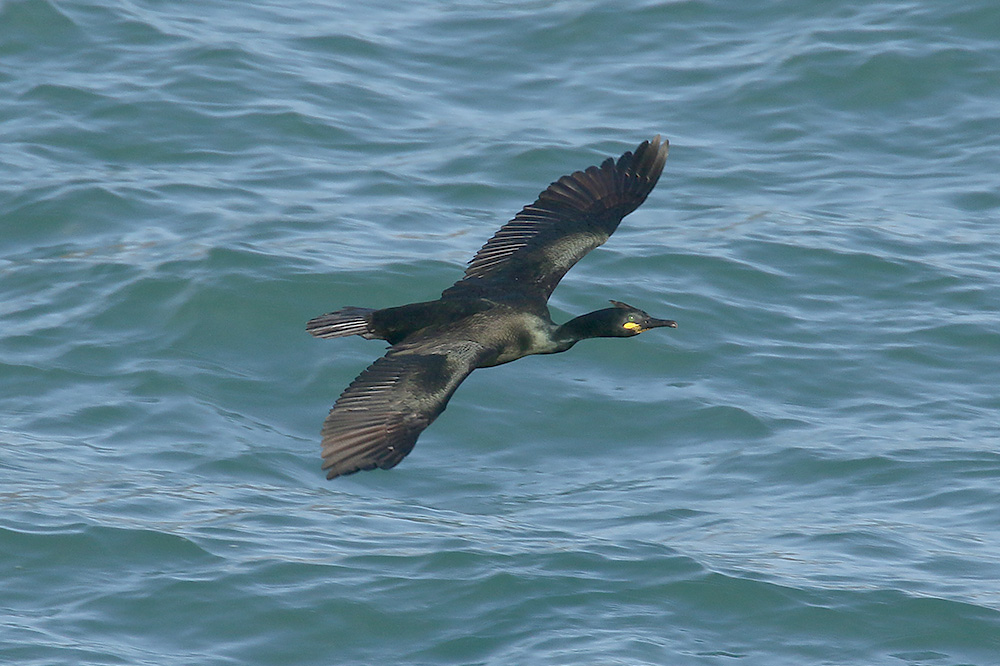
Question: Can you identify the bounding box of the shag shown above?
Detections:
[307,136,675,479]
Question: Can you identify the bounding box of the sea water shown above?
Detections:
[2,1,999,664]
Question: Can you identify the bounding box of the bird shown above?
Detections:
[307,136,675,479]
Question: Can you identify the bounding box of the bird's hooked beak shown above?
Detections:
[623,316,677,333]
[644,316,678,331]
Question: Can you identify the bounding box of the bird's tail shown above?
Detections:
[306,307,378,339]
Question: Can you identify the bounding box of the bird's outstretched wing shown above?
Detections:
[442,136,668,303]
[320,338,489,479]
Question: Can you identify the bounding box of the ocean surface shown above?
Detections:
[2,1,999,664]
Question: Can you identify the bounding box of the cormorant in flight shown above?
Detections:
[307,136,675,479]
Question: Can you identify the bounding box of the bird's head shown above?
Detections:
[561,300,677,340]
[606,300,677,337]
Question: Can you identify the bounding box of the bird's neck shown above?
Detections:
[554,310,611,348]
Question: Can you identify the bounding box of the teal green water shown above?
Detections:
[3,1,1000,664]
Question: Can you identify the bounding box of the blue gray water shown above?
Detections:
[3,1,999,664]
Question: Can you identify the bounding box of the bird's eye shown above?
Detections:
[626,314,636,322]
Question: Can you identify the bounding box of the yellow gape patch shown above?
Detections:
[623,322,643,332]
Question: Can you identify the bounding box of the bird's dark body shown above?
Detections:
[308,136,675,479]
